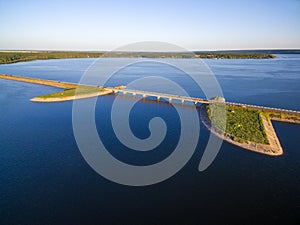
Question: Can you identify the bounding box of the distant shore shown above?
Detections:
[0,50,281,65]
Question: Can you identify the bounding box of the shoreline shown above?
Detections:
[0,50,279,65]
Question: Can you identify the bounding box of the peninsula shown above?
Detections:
[1,73,300,156]
[0,74,113,102]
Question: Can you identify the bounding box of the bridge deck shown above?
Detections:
[106,88,209,103]
[106,87,300,115]
[0,74,299,115]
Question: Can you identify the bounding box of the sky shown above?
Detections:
[0,0,299,51]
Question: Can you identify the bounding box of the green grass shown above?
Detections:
[207,104,269,144]
[38,86,103,99]
[264,111,300,122]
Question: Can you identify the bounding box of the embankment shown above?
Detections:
[0,74,78,89]
[30,89,112,102]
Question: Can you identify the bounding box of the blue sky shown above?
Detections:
[0,0,299,51]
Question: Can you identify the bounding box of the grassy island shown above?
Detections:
[31,86,109,102]
[35,86,104,99]
[207,105,269,144]
[203,103,285,156]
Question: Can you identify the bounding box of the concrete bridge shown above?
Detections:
[1,74,299,115]
[105,87,300,115]
[105,87,210,105]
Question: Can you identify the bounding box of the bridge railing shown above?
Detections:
[106,87,300,115]
[107,87,208,103]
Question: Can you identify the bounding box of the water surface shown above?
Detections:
[0,55,299,224]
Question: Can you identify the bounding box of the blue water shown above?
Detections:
[0,55,299,224]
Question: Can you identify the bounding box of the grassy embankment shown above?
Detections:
[207,104,269,144]
[0,74,107,102]
[35,86,105,100]
[263,111,300,124]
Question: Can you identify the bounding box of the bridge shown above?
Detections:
[105,87,210,105]
[0,73,299,115]
[105,87,300,115]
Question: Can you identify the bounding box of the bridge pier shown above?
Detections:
[106,87,210,107]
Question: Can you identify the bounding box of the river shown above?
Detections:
[0,55,299,224]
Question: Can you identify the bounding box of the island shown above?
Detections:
[1,73,300,156]
[201,103,300,156]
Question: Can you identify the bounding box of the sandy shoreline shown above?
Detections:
[0,73,78,89]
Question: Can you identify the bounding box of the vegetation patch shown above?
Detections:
[0,50,276,64]
[0,51,104,64]
[264,111,300,123]
[207,104,269,144]
[37,86,104,99]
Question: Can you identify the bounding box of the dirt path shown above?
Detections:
[0,73,78,89]
[259,115,283,155]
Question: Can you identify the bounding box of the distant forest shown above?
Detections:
[0,49,299,64]
[0,51,104,64]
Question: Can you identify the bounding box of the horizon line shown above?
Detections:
[0,48,300,53]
